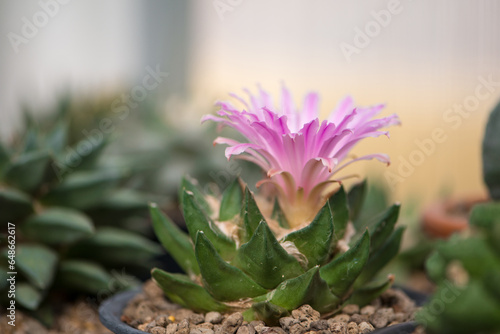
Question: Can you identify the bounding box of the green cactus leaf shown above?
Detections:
[16,283,43,310]
[57,260,112,293]
[470,202,500,229]
[72,137,108,170]
[219,178,243,221]
[41,170,123,209]
[320,230,370,297]
[366,204,401,252]
[95,189,148,211]
[417,280,500,334]
[281,201,334,268]
[151,268,228,312]
[483,100,500,200]
[272,198,289,228]
[0,188,34,222]
[329,185,349,240]
[68,227,162,265]
[3,150,50,192]
[45,121,68,154]
[195,231,267,301]
[347,179,367,222]
[180,176,213,215]
[182,190,236,260]
[268,266,340,313]
[250,301,289,325]
[355,226,405,286]
[240,187,266,243]
[233,221,304,289]
[344,275,393,307]
[21,208,94,245]
[22,127,39,153]
[425,251,447,284]
[14,244,58,290]
[150,203,199,276]
[484,270,500,301]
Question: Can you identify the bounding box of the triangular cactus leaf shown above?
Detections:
[425,251,448,284]
[13,244,58,290]
[357,203,400,252]
[57,260,112,294]
[272,199,289,229]
[180,176,213,216]
[233,221,304,289]
[150,203,199,276]
[355,226,405,287]
[0,188,34,222]
[281,201,334,268]
[182,190,236,260]
[329,185,349,241]
[251,301,289,325]
[45,120,68,154]
[151,268,228,312]
[219,178,243,221]
[344,274,394,307]
[16,283,43,311]
[21,208,95,245]
[195,231,267,301]
[268,266,340,313]
[72,137,108,171]
[347,179,367,222]
[3,150,50,193]
[239,187,266,243]
[320,230,370,297]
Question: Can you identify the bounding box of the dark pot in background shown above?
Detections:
[99,286,428,334]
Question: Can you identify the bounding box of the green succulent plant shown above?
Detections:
[0,100,161,319]
[150,176,404,324]
[417,100,500,334]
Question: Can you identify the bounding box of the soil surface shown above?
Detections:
[0,300,112,334]
[122,280,420,334]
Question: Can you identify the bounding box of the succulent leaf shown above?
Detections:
[41,170,123,209]
[57,260,112,293]
[329,185,349,241]
[232,221,304,289]
[250,301,289,325]
[344,275,394,307]
[150,203,200,276]
[219,178,243,221]
[182,190,236,260]
[425,251,447,284]
[240,187,265,243]
[180,176,213,215]
[45,120,68,154]
[320,230,370,297]
[195,231,267,300]
[347,180,367,222]
[3,150,50,193]
[0,188,34,222]
[271,198,289,228]
[14,244,58,290]
[355,226,405,286]
[17,283,43,310]
[151,268,229,312]
[21,208,94,245]
[469,202,500,229]
[482,100,500,200]
[365,204,400,252]
[281,201,334,268]
[267,266,340,313]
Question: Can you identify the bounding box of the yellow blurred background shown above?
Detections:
[1,0,499,207]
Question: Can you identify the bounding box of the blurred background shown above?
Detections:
[1,0,499,206]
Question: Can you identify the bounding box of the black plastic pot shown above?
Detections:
[99,286,428,334]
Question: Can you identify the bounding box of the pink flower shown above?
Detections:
[202,86,400,228]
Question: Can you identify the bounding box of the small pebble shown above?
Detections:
[360,305,376,316]
[343,304,360,315]
[358,321,374,334]
[350,314,369,324]
[236,325,255,334]
[221,312,243,334]
[205,312,223,324]
[189,313,205,325]
[190,328,215,334]
[155,315,170,327]
[331,314,350,323]
[370,307,394,329]
[347,321,359,334]
[166,323,177,334]
[310,320,329,330]
[261,327,286,334]
[150,326,166,334]
[329,321,347,334]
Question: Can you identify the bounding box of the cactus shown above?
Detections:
[0,99,161,319]
[417,100,500,333]
[150,176,403,323]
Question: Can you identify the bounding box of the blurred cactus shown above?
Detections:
[0,98,161,319]
[150,176,404,324]
[417,100,500,333]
